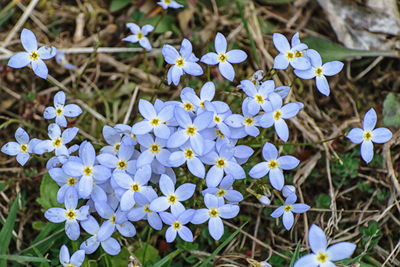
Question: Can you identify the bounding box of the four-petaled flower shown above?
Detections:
[123,23,154,51]
[270,193,309,230]
[158,0,183,9]
[59,245,85,267]
[159,208,195,242]
[44,91,82,127]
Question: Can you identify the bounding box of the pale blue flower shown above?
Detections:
[123,23,154,50]
[249,142,299,190]
[158,0,183,9]
[136,134,170,169]
[100,125,123,155]
[59,245,85,267]
[294,224,356,267]
[233,144,254,165]
[238,79,274,114]
[168,142,206,178]
[162,39,203,85]
[204,101,232,137]
[49,167,80,203]
[44,189,89,240]
[80,215,121,255]
[149,174,195,214]
[8,28,56,79]
[97,141,136,176]
[270,193,309,230]
[259,93,303,142]
[257,195,271,206]
[347,108,392,163]
[294,49,344,96]
[55,51,76,70]
[34,124,79,157]
[191,193,239,240]
[159,208,195,242]
[272,32,310,70]
[1,127,40,166]
[202,175,243,204]
[127,190,163,230]
[201,32,247,81]
[44,91,82,127]
[181,82,216,114]
[282,185,296,198]
[225,101,261,137]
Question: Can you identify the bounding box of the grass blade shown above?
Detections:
[289,241,301,267]
[153,249,181,267]
[0,254,49,263]
[0,193,19,267]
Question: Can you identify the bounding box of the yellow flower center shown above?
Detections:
[217,189,226,197]
[137,32,143,40]
[117,160,127,170]
[216,158,226,168]
[213,115,221,124]
[244,117,254,126]
[295,51,303,57]
[284,205,292,212]
[176,57,185,67]
[56,107,64,116]
[20,144,28,153]
[131,183,140,192]
[216,129,225,138]
[286,51,294,60]
[255,94,264,104]
[184,148,194,159]
[168,194,177,204]
[150,118,160,127]
[144,204,152,213]
[363,130,372,141]
[209,208,219,217]
[273,110,282,121]
[218,53,227,63]
[164,0,171,4]
[65,209,76,220]
[316,252,328,263]
[130,134,137,140]
[30,51,39,61]
[183,102,194,111]
[200,100,205,109]
[268,159,278,169]
[114,143,120,152]
[53,137,62,147]
[186,125,197,136]
[150,144,160,154]
[173,221,181,230]
[67,177,77,186]
[66,264,75,267]
[315,67,323,77]
[83,166,93,176]
[111,214,116,224]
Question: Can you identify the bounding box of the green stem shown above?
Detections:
[142,227,153,264]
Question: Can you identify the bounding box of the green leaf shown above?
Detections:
[0,255,48,263]
[133,242,159,265]
[289,242,301,267]
[0,194,19,267]
[36,173,62,211]
[383,93,400,128]
[153,249,181,267]
[199,221,248,267]
[302,37,398,62]
[109,0,131,12]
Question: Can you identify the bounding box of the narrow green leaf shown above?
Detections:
[0,193,19,267]
[153,249,181,267]
[36,173,62,211]
[302,36,398,62]
[0,255,49,263]
[199,221,248,267]
[289,241,301,267]
[109,0,131,12]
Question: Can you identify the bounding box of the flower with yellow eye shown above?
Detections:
[59,245,85,267]
[249,142,299,191]
[168,144,206,178]
[100,125,123,156]
[49,167,80,204]
[347,108,392,163]
[226,100,261,138]
[294,49,343,96]
[294,224,356,267]
[123,23,154,51]
[1,127,40,166]
[270,193,309,230]
[97,142,136,177]
[7,28,57,79]
[259,93,303,142]
[191,193,239,240]
[202,175,243,204]
[159,208,195,243]
[44,91,82,128]
[136,134,171,170]
[181,82,216,114]
[157,0,183,9]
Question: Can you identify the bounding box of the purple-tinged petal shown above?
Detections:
[8,52,31,68]
[316,76,330,96]
[372,128,392,143]
[361,140,374,163]
[363,108,377,131]
[346,128,363,144]
[31,59,48,79]
[309,224,327,253]
[282,211,294,230]
[209,217,224,240]
[273,33,290,54]
[200,52,219,65]
[215,32,227,54]
[322,61,344,76]
[218,61,235,81]
[226,49,247,64]
[21,29,38,52]
[327,242,356,261]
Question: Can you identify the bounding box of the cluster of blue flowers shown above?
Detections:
[1,4,393,265]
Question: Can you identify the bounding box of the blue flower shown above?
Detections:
[282,185,296,198]
[162,39,203,85]
[257,194,271,206]
[204,101,233,137]
[100,125,123,155]
[159,208,195,242]
[294,224,356,267]
[225,101,261,137]
[136,134,171,169]
[59,245,85,267]
[7,28,56,79]
[238,79,274,114]
[191,193,239,240]
[202,175,243,204]
[158,0,183,9]
[294,49,344,96]
[55,51,77,70]
[202,144,245,188]
[346,108,392,163]
[150,174,196,214]
[123,23,154,51]
[249,142,299,190]
[259,93,303,142]
[272,32,310,70]
[44,189,89,240]
[201,32,247,81]
[1,127,40,166]
[44,91,82,127]
[113,165,154,211]
[181,82,216,113]
[270,193,309,230]
[80,215,121,255]
[97,141,136,176]
[49,167,80,203]
[34,123,79,157]
[127,191,163,230]
[168,142,206,178]
[131,99,174,139]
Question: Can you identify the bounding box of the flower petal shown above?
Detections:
[309,224,327,253]
[346,128,363,144]
[218,62,235,81]
[372,128,392,143]
[327,242,356,261]
[215,32,227,54]
[8,52,31,68]
[363,108,377,130]
[226,49,247,64]
[31,59,48,79]
[361,140,374,163]
[21,28,38,52]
